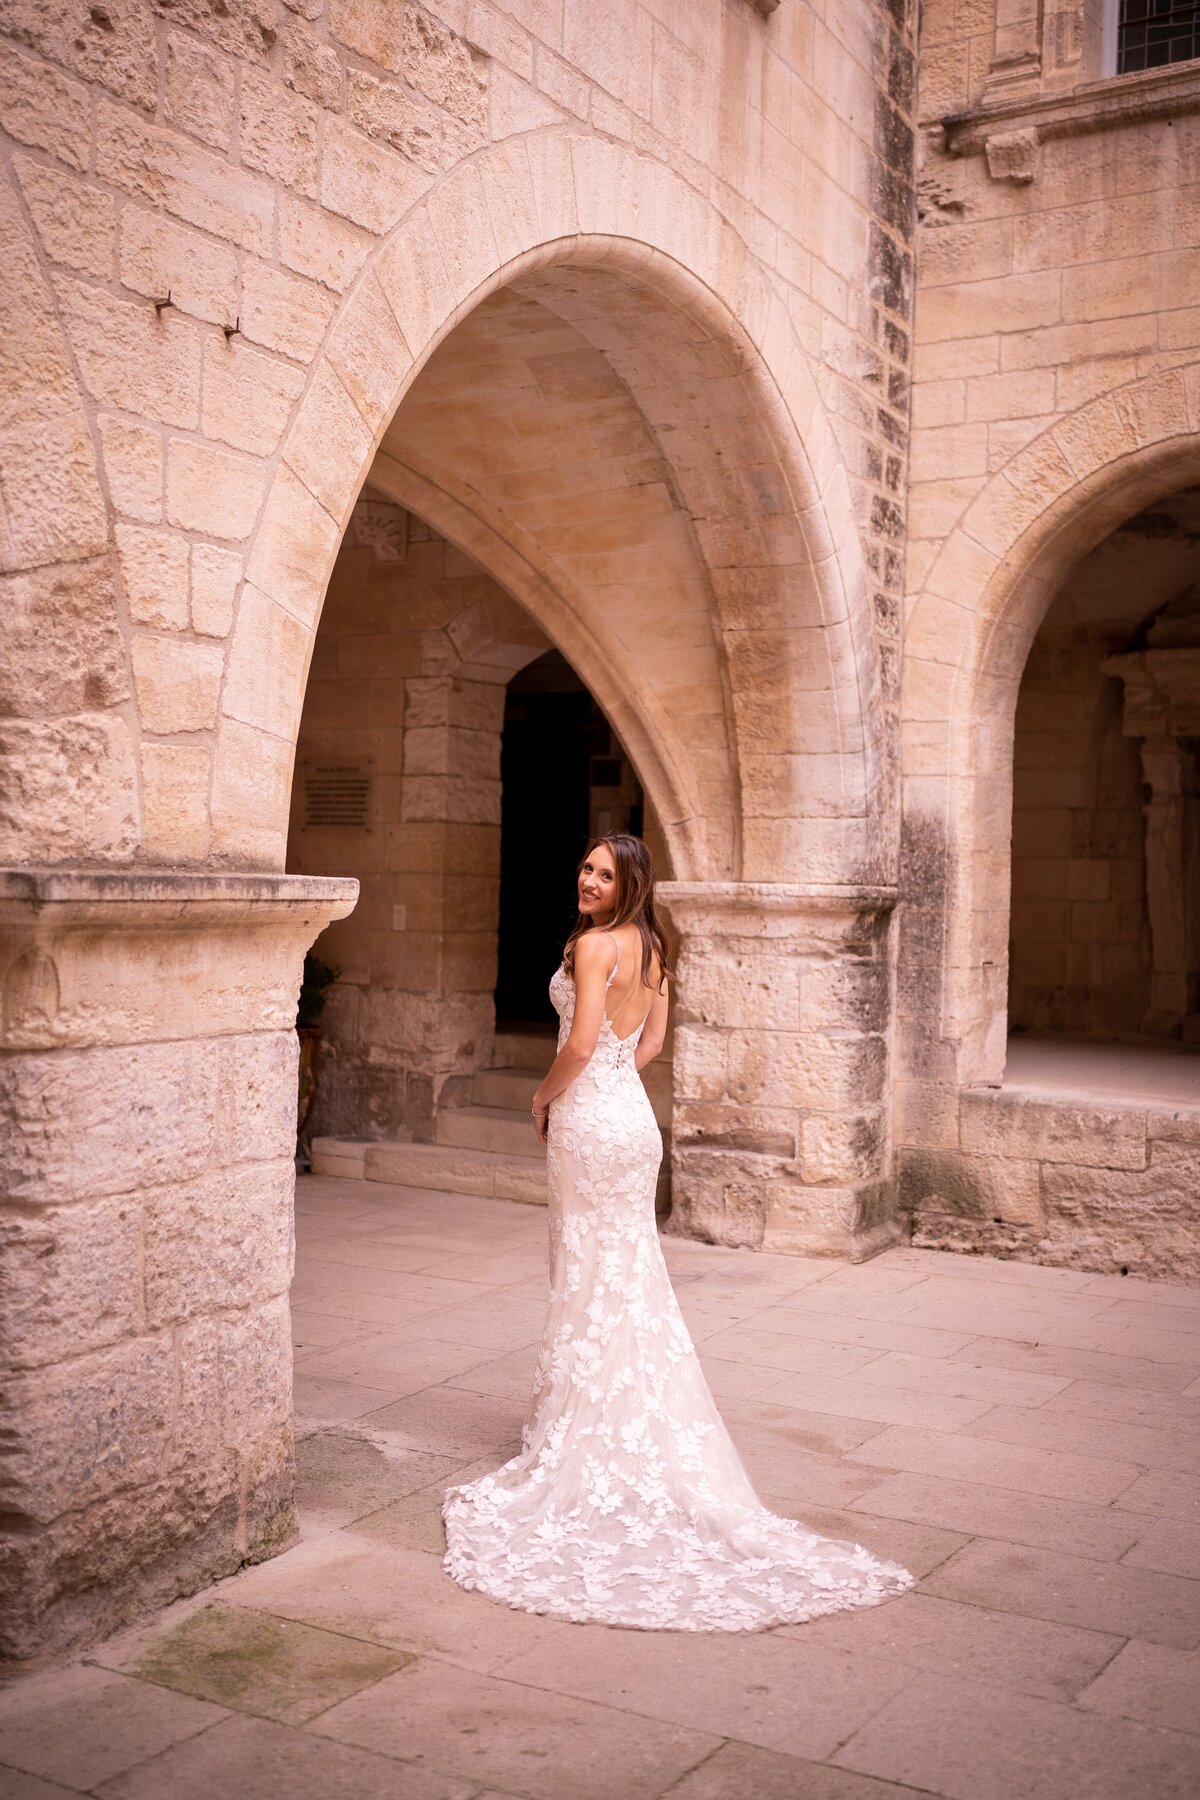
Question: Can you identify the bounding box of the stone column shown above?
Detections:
[1103,649,1200,1040]
[658,883,898,1263]
[0,870,357,1666]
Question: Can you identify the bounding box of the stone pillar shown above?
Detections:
[1103,649,1200,1041]
[659,883,898,1263]
[0,870,357,1666]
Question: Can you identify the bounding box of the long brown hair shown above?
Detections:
[563,833,672,991]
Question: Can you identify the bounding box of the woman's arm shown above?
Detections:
[530,933,615,1139]
[634,978,669,1072]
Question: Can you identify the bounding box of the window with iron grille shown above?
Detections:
[1117,0,1200,72]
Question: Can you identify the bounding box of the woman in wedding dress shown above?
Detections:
[443,833,912,1630]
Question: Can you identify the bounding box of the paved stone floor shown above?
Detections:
[3,1175,1200,1800]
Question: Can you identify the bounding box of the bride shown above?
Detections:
[443,833,912,1630]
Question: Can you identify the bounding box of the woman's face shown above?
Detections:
[577,845,619,918]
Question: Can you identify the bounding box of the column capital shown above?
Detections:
[658,881,897,941]
[0,869,358,1051]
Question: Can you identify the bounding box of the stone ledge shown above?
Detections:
[659,881,898,941]
[0,869,359,929]
[940,61,1200,157]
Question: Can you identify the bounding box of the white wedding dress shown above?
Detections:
[442,947,913,1630]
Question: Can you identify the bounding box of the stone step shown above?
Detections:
[472,1065,540,1109]
[310,1135,547,1203]
[367,1139,546,1204]
[437,1104,537,1157]
[493,1028,555,1071]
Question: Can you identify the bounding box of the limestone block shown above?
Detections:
[961,1090,1149,1171]
[67,0,158,109]
[0,42,90,169]
[347,68,443,171]
[320,116,433,235]
[670,1024,728,1103]
[900,1146,1043,1230]
[801,955,890,1034]
[222,584,308,741]
[115,523,190,630]
[0,714,139,863]
[283,20,344,110]
[1,1027,303,1205]
[201,336,306,457]
[310,1136,367,1177]
[119,205,239,330]
[164,29,235,149]
[239,66,320,196]
[283,363,373,520]
[166,438,268,539]
[97,100,275,253]
[405,2,487,126]
[144,0,280,65]
[493,1158,550,1203]
[672,950,802,1033]
[241,258,338,361]
[761,1170,899,1258]
[323,273,411,434]
[917,270,1061,343]
[1,1335,174,1524]
[0,557,130,717]
[210,717,293,866]
[800,1109,886,1185]
[728,1028,888,1112]
[329,0,405,71]
[0,1197,142,1373]
[132,635,224,734]
[98,414,163,523]
[1040,1140,1200,1280]
[15,158,115,280]
[375,210,454,354]
[190,543,242,638]
[139,742,212,860]
[245,465,340,633]
[673,1099,796,1160]
[144,1161,294,1330]
[56,274,202,430]
[278,198,373,294]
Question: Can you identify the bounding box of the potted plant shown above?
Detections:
[296,952,340,1167]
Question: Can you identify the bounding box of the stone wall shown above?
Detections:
[0,0,919,879]
[898,2,1200,1270]
[288,498,546,1140]
[0,871,355,1665]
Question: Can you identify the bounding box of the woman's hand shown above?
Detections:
[532,1101,550,1143]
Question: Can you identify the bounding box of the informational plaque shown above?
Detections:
[302,761,373,830]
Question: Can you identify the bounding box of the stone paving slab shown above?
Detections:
[4,1176,1200,1800]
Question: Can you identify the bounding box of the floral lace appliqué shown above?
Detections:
[443,961,914,1630]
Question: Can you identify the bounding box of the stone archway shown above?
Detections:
[218,136,889,890]
[901,369,1200,1096]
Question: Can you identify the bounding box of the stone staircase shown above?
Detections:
[311,1028,554,1204]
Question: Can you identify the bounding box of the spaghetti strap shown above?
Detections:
[605,937,620,988]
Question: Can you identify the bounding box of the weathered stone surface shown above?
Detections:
[0,713,139,863]
[98,413,163,523]
[16,157,115,280]
[166,439,268,539]
[143,1162,295,1329]
[200,336,305,457]
[961,1091,1149,1173]
[0,558,130,717]
[139,741,212,860]
[1040,1142,1200,1281]
[115,524,190,631]
[164,29,235,150]
[0,41,90,169]
[0,1197,143,1373]
[190,544,242,638]
[131,635,224,734]
[119,206,239,329]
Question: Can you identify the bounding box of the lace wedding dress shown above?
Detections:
[443,947,913,1630]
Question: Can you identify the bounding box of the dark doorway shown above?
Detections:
[495,663,591,1024]
[495,651,645,1026]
